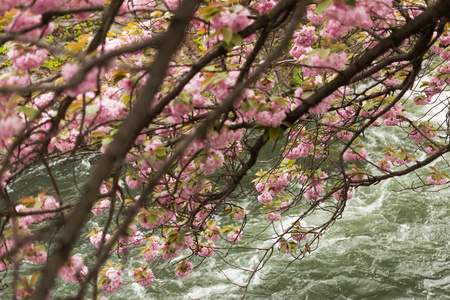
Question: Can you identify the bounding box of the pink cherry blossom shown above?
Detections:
[391,155,414,166]
[233,207,247,221]
[268,174,288,195]
[333,189,354,201]
[100,266,123,294]
[61,63,100,97]
[34,92,54,108]
[175,260,194,278]
[89,230,111,248]
[409,126,437,142]
[308,95,335,114]
[205,225,221,242]
[120,0,156,13]
[267,211,281,221]
[211,6,250,33]
[257,191,272,204]
[58,255,88,283]
[7,46,48,71]
[11,205,32,229]
[165,0,180,10]
[337,130,353,140]
[381,103,406,126]
[324,3,373,29]
[425,145,440,156]
[0,115,23,140]
[307,6,324,24]
[253,0,276,14]
[91,200,110,216]
[198,242,215,257]
[133,266,155,287]
[362,0,393,18]
[427,174,448,185]
[294,26,318,47]
[285,142,314,159]
[343,147,368,161]
[278,241,293,254]
[254,109,286,127]
[377,158,393,172]
[5,11,55,40]
[290,45,312,60]
[173,234,193,251]
[292,232,308,242]
[228,230,242,243]
[321,20,350,39]
[304,184,324,200]
[24,245,47,264]
[200,149,224,174]
[23,0,66,14]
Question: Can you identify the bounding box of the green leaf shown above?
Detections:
[269,127,283,141]
[320,48,331,60]
[111,69,128,84]
[315,0,334,15]
[177,234,184,244]
[307,48,322,57]
[270,96,289,107]
[16,106,39,119]
[222,26,233,44]
[302,91,313,98]
[257,103,270,112]
[282,121,295,128]
[328,149,339,162]
[223,41,233,51]
[211,153,222,162]
[147,214,156,225]
[331,43,348,50]
[98,277,106,286]
[179,91,192,104]
[344,0,356,6]
[240,100,252,113]
[101,137,112,147]
[199,6,221,22]
[231,33,242,46]
[154,148,166,158]
[34,245,46,252]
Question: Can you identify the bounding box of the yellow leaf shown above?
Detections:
[55,77,64,85]
[30,271,40,286]
[122,22,139,31]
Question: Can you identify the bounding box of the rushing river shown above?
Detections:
[6,103,450,299]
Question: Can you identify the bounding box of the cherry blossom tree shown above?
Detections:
[0,0,449,299]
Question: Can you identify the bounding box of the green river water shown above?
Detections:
[5,104,450,300]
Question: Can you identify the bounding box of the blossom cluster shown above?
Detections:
[58,255,88,283]
[303,53,348,77]
[132,265,155,287]
[99,265,123,294]
[7,46,48,71]
[0,0,448,298]
[210,5,250,33]
[175,260,194,278]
